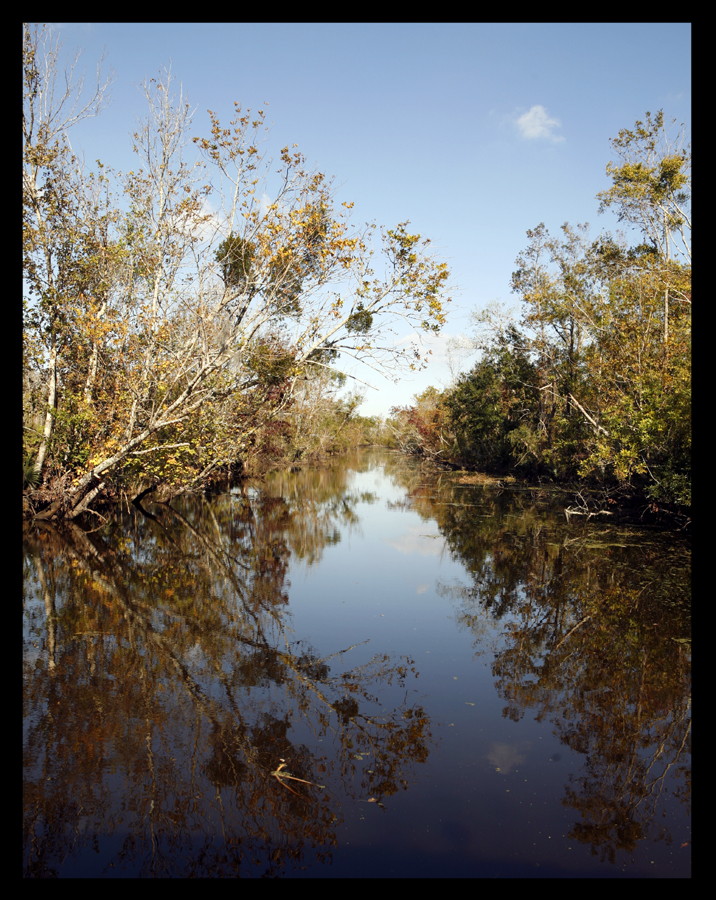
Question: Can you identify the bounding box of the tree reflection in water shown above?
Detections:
[391,465,691,867]
[23,464,433,877]
[23,453,690,876]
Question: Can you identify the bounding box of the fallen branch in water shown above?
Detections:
[271,760,324,797]
[564,507,613,522]
[565,490,614,522]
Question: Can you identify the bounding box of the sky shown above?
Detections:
[45,22,691,418]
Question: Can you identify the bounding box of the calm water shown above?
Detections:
[23,450,691,877]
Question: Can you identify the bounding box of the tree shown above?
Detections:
[382,110,690,514]
[23,23,115,483]
[285,365,373,460]
[24,52,451,520]
[445,325,540,472]
[596,110,691,343]
[508,222,598,477]
[596,110,690,266]
[387,386,452,462]
[578,236,691,505]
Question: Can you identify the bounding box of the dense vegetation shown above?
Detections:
[386,110,690,520]
[23,25,689,526]
[23,25,448,520]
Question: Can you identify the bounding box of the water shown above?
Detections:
[23,450,691,877]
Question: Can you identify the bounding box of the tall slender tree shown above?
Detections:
[23,23,114,481]
[596,110,690,343]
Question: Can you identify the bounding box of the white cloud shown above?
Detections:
[514,105,565,143]
[258,192,272,218]
[487,741,529,775]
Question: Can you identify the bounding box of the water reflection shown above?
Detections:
[487,741,529,775]
[23,466,432,877]
[386,459,691,867]
[23,451,690,877]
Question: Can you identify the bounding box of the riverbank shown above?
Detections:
[23,442,690,533]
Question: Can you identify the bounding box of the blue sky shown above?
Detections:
[48,22,691,417]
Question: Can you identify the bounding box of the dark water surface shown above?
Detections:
[23,450,691,877]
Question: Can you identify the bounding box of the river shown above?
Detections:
[22,449,691,877]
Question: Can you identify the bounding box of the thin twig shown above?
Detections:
[554,615,592,651]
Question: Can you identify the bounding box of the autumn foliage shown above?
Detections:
[23,25,450,520]
[386,111,690,515]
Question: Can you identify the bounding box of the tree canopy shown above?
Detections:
[386,110,690,519]
[23,24,451,520]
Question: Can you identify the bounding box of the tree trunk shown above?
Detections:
[83,298,107,404]
[32,336,57,480]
